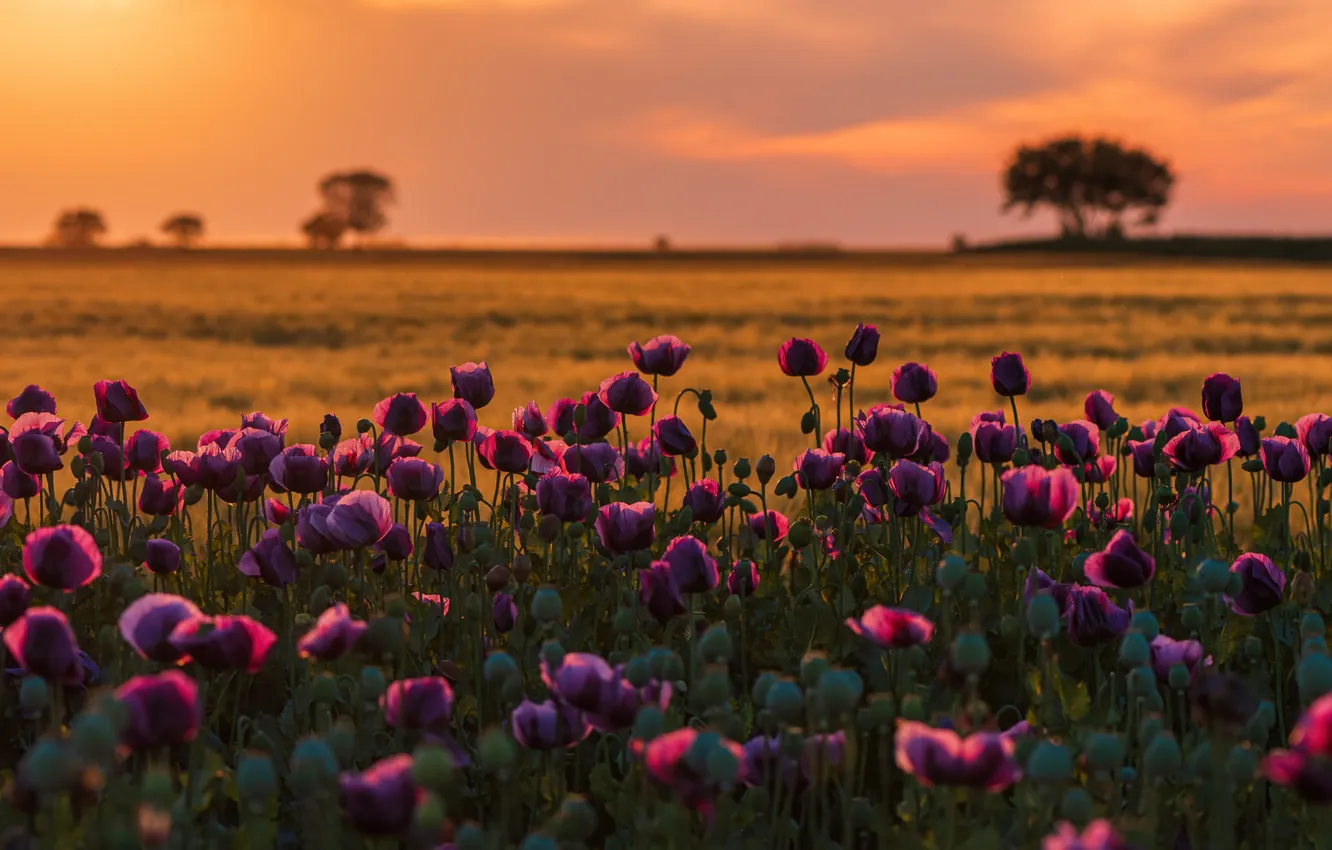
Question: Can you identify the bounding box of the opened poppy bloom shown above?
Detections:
[238,528,300,587]
[1235,416,1260,458]
[1054,420,1100,465]
[169,615,277,674]
[319,413,342,443]
[629,334,692,376]
[119,593,202,664]
[661,535,719,594]
[727,560,761,597]
[1088,497,1134,530]
[449,361,495,409]
[990,352,1030,397]
[633,727,748,811]
[822,427,871,464]
[778,338,828,377]
[6,385,56,418]
[1025,567,1074,610]
[536,470,594,523]
[597,371,658,416]
[855,467,891,507]
[1042,820,1131,850]
[570,390,620,442]
[845,606,935,649]
[0,574,30,627]
[1261,436,1311,483]
[640,561,687,625]
[529,437,568,475]
[1001,466,1079,529]
[972,419,1018,464]
[478,429,534,474]
[747,510,789,542]
[124,430,169,474]
[325,490,393,550]
[1163,422,1240,472]
[296,503,339,555]
[543,653,617,712]
[430,398,477,444]
[1083,390,1119,431]
[895,721,1020,790]
[385,457,444,501]
[1289,693,1332,757]
[372,392,428,437]
[1228,552,1285,616]
[269,445,330,495]
[339,754,421,838]
[4,607,83,683]
[1,462,39,500]
[93,379,148,423]
[793,448,845,490]
[1083,529,1156,589]
[137,474,183,517]
[228,428,284,477]
[493,592,518,633]
[891,362,938,404]
[23,525,101,591]
[421,522,454,572]
[298,604,366,660]
[859,405,930,459]
[1201,373,1243,422]
[512,401,548,439]
[144,539,182,575]
[653,415,696,457]
[888,460,945,517]
[1149,635,1205,684]
[1064,586,1132,647]
[595,502,656,552]
[381,677,454,735]
[1126,440,1156,478]
[84,434,123,476]
[116,671,201,752]
[194,444,244,491]
[510,699,589,750]
[845,323,879,367]
[682,477,726,524]
[374,523,413,565]
[562,442,624,483]
[1263,749,1332,804]
[10,413,65,475]
[1158,407,1203,441]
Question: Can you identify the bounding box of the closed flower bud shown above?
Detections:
[956,432,973,465]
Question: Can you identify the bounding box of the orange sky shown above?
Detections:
[1,0,1329,246]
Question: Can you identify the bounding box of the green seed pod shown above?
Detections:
[414,791,446,833]
[1302,613,1326,640]
[774,475,798,498]
[800,651,830,688]
[633,705,664,741]
[1275,421,1297,438]
[483,652,519,686]
[1127,666,1158,698]
[1299,652,1332,703]
[1026,594,1060,639]
[956,432,973,466]
[412,744,455,791]
[327,722,356,767]
[900,693,926,722]
[385,594,407,619]
[1026,741,1074,784]
[540,640,566,671]
[693,666,731,710]
[936,555,967,590]
[1143,733,1182,780]
[1012,538,1036,568]
[1130,611,1160,641]
[866,693,896,727]
[324,562,349,589]
[765,679,805,726]
[751,672,777,707]
[22,739,80,794]
[311,673,341,705]
[1228,744,1258,785]
[731,457,752,480]
[1059,787,1093,827]
[625,656,651,688]
[364,617,404,656]
[531,587,564,623]
[19,677,48,714]
[787,519,814,549]
[454,824,487,850]
[817,669,864,717]
[237,752,278,804]
[1180,604,1204,631]
[1188,740,1213,781]
[289,736,338,795]
[142,767,175,808]
[557,795,598,841]
[698,625,733,663]
[359,666,387,700]
[519,835,557,850]
[71,712,117,767]
[950,631,991,675]
[479,729,515,773]
[1197,559,1231,594]
[1119,633,1151,668]
[612,608,636,634]
[1011,448,1030,467]
[1084,732,1124,772]
[1167,664,1192,692]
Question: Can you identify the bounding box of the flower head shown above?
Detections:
[628,335,691,376]
[845,606,934,649]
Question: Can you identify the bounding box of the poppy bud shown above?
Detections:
[1026,741,1073,784]
[1119,633,1150,668]
[950,631,990,675]
[1011,448,1030,467]
[1143,733,1181,780]
[753,455,777,486]
[1168,509,1189,541]
[1299,652,1332,703]
[956,432,973,466]
[800,412,816,434]
[1275,420,1297,438]
[1130,611,1160,641]
[1026,594,1060,639]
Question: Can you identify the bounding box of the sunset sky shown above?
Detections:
[1,0,1329,246]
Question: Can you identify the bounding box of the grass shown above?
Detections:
[4,255,1332,472]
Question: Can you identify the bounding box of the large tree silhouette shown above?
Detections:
[161,213,205,249]
[301,211,348,250]
[315,169,394,246]
[50,208,107,248]
[1002,135,1174,238]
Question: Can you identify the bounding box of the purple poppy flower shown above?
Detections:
[10,413,64,475]
[430,398,478,444]
[1149,635,1204,685]
[1064,586,1131,647]
[855,467,891,507]
[567,390,619,442]
[1235,415,1260,458]
[1025,566,1074,610]
[778,337,828,377]
[990,352,1030,397]
[888,460,945,518]
[268,444,329,495]
[634,727,748,811]
[261,498,290,525]
[1263,749,1332,803]
[859,405,930,459]
[23,525,101,591]
[822,427,871,464]
[238,528,299,587]
[197,428,237,450]
[511,699,589,750]
[653,415,696,457]
[298,604,365,661]
[1001,466,1079,529]
[382,677,454,734]
[1158,407,1202,440]
[1228,552,1285,616]
[682,478,725,524]
[792,449,845,491]
[1083,455,1116,483]
[801,732,847,782]
[661,535,719,594]
[450,361,495,409]
[169,615,276,674]
[1088,497,1134,530]
[1126,440,1155,478]
[562,441,623,483]
[119,593,201,664]
[86,415,122,443]
[1290,693,1332,757]
[972,420,1018,464]
[240,411,288,441]
[1163,422,1240,472]
[422,522,454,571]
[845,323,879,367]
[923,430,950,464]
[1042,820,1131,850]
[529,437,568,475]
[6,385,56,418]
[509,400,547,439]
[477,430,533,475]
[385,457,444,502]
[545,397,578,437]
[227,428,283,477]
[1,462,39,500]
[1083,390,1119,431]
[895,721,1020,791]
[845,605,934,649]
[4,607,82,683]
[1083,529,1155,589]
[340,754,420,838]
[1201,373,1243,423]
[640,561,687,625]
[144,539,181,575]
[116,671,200,752]
[597,371,658,417]
[492,592,518,633]
[595,502,656,553]
[536,470,594,523]
[93,379,148,423]
[727,560,760,597]
[628,334,691,376]
[85,434,124,476]
[0,575,30,627]
[748,510,789,542]
[124,430,169,475]
[891,362,938,404]
[317,413,341,443]
[626,437,673,479]
[1261,436,1311,483]
[374,523,413,564]
[325,490,392,550]
[543,652,616,712]
[194,444,244,491]
[372,392,428,437]
[215,472,265,506]
[1054,420,1100,465]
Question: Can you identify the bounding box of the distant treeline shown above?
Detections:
[963,235,1332,263]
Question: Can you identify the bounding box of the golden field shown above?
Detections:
[4,253,1332,470]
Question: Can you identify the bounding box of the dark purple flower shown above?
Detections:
[1064,586,1132,647]
[144,539,181,575]
[93,379,148,423]
[195,443,244,491]
[1158,407,1202,440]
[640,560,687,625]
[238,528,299,587]
[1235,415,1260,458]
[510,699,589,750]
[727,560,760,597]
[822,427,871,464]
[450,361,495,409]
[374,523,413,563]
[562,441,623,483]
[1263,749,1332,804]
[1228,552,1285,616]
[923,430,950,464]
[891,362,937,404]
[634,727,747,811]
[268,444,329,495]
[87,415,123,443]
[778,338,828,377]
[1,462,39,500]
[372,392,428,437]
[1201,373,1243,422]
[215,472,265,505]
[1083,529,1155,589]
[169,615,276,674]
[141,474,186,514]
[493,592,517,633]
[1043,820,1131,850]
[228,428,283,477]
[1149,635,1205,684]
[340,754,420,838]
[888,460,945,517]
[422,522,454,571]
[845,323,879,367]
[430,398,478,444]
[23,525,101,591]
[597,371,658,417]
[10,413,64,475]
[972,420,1018,464]
[1126,440,1155,478]
[263,498,290,525]
[1001,466,1079,529]
[546,397,579,437]
[1298,413,1332,459]
[595,502,656,552]
[299,604,366,660]
[382,677,454,734]
[320,413,342,443]
[1054,420,1100,464]
[296,503,338,554]
[386,457,444,501]
[653,415,696,457]
[1163,422,1240,472]
[662,535,718,594]
[859,405,929,459]
[240,411,288,441]
[85,434,123,476]
[628,334,691,376]
[6,385,55,418]
[124,429,169,475]
[845,605,934,649]
[529,437,567,475]
[1089,497,1134,530]
[748,510,789,542]
[682,478,726,524]
[0,574,30,627]
[1083,390,1119,431]
[990,352,1030,397]
[116,671,200,752]
[478,430,534,474]
[1262,436,1311,483]
[198,428,238,450]
[536,470,594,523]
[625,437,673,479]
[543,652,617,712]
[119,593,201,664]
[511,400,547,439]
[4,607,82,683]
[895,721,1020,790]
[856,467,891,507]
[793,448,845,491]
[572,391,619,442]
[1024,567,1073,610]
[326,490,393,550]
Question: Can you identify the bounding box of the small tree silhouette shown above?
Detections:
[50,208,107,248]
[317,170,394,246]
[301,211,348,250]
[161,213,205,249]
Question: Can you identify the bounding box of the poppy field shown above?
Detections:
[3,256,1332,849]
